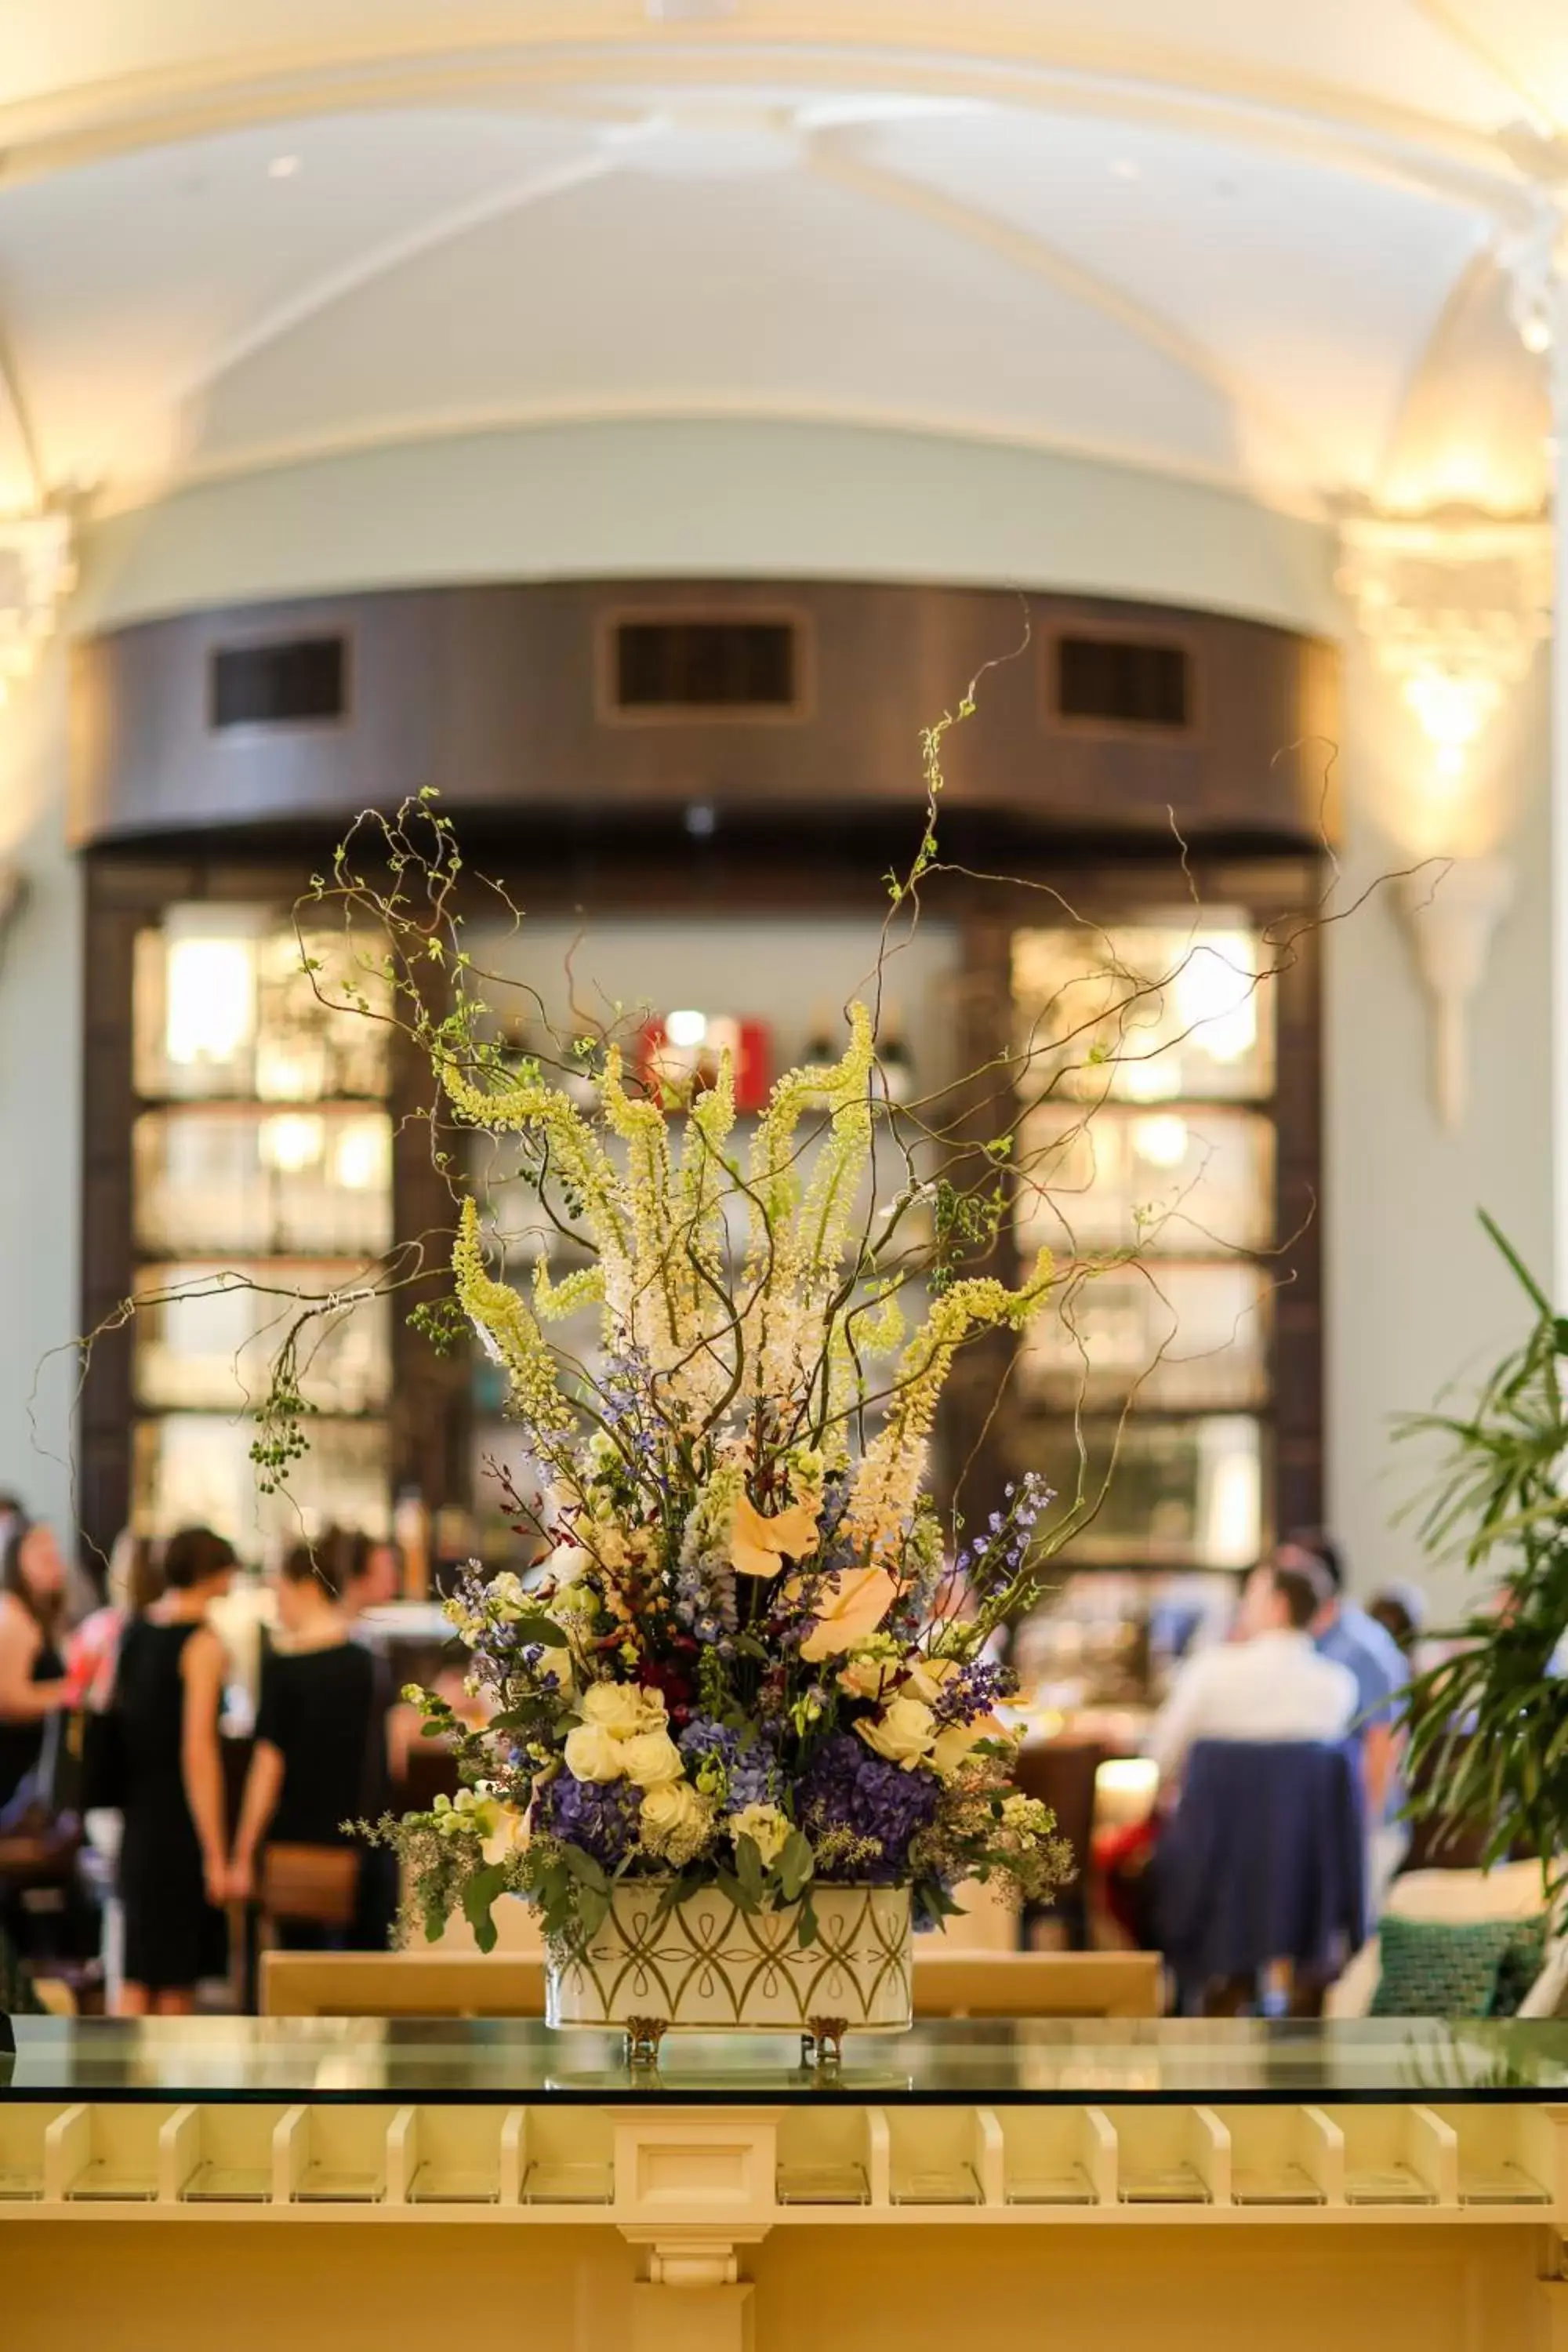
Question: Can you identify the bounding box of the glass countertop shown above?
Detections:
[5,2017,1568,2106]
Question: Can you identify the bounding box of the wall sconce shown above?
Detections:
[1338,515,1552,790]
[1399,855,1515,1131]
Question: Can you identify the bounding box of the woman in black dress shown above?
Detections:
[0,1523,73,1815]
[115,1526,234,2014]
[230,1530,392,1947]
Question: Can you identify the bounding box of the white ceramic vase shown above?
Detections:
[545,1880,913,2034]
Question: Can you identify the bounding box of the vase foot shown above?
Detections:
[802,2016,848,2074]
[624,2016,668,2071]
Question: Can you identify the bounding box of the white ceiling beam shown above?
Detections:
[0,22,1537,225]
[807,145,1334,496]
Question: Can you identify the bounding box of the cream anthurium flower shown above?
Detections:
[929,1714,1007,1780]
[619,1728,684,1789]
[731,1801,789,1867]
[797,1566,898,1661]
[581,1681,663,1740]
[855,1695,938,1770]
[730,1490,822,1579]
[482,1802,532,1864]
[563,1722,625,1784]
[902,1655,961,1708]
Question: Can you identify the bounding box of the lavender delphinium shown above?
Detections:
[798,1732,942,1880]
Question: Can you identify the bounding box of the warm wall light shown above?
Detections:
[1399,855,1516,1131]
[1338,514,1552,807]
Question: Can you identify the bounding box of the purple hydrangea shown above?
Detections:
[797,1732,941,1880]
[680,1717,782,1813]
[535,1772,642,1867]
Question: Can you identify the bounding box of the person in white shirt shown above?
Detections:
[1148,1559,1358,1787]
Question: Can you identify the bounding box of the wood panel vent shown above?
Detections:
[611,617,800,714]
[210,636,347,730]
[1053,634,1192,731]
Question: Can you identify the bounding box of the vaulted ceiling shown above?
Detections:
[0,1,1561,525]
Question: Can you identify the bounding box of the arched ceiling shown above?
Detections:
[0,1,1560,524]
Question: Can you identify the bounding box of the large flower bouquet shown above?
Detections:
[388,989,1073,1956]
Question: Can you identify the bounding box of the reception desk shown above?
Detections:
[5,2016,1568,2352]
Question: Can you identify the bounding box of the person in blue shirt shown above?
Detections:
[1277,1530,1410,1905]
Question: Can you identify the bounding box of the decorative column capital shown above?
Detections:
[0,509,73,702]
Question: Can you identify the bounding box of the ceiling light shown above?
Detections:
[1110,158,1140,181]
[268,155,301,181]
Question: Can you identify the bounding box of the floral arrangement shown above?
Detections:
[383,982,1073,1953]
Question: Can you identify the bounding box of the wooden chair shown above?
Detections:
[1012,1740,1107,1947]
[261,1943,1161,2020]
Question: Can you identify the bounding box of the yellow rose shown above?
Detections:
[619,1729,684,1790]
[581,1681,662,1739]
[731,1802,790,1867]
[563,1722,625,1783]
[855,1695,938,1770]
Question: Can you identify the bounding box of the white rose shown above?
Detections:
[580,1681,662,1739]
[546,1542,594,1587]
[855,1696,938,1771]
[563,1722,625,1784]
[902,1655,961,1708]
[731,1802,790,1868]
[639,1780,715,1860]
[619,1729,684,1790]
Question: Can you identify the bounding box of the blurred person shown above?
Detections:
[1281,1530,1410,1908]
[0,1492,25,1553]
[67,1528,162,1710]
[114,1527,234,2014]
[1147,1559,1358,1787]
[340,1530,401,1621]
[0,1522,73,1813]
[1367,1579,1428,1661]
[228,1536,393,1947]
[1278,1532,1407,1818]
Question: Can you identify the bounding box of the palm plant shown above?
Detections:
[1399,1214,1568,1880]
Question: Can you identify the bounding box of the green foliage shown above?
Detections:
[1399,1212,1568,1882]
